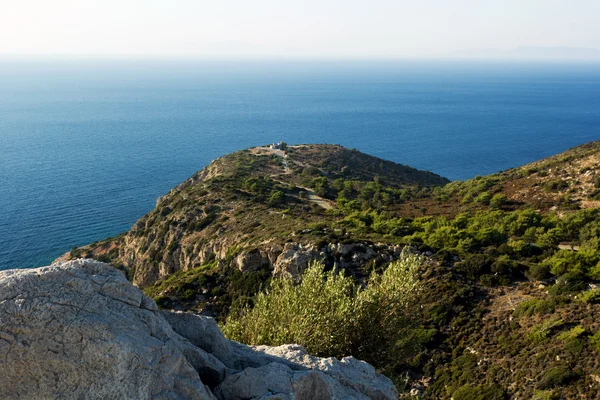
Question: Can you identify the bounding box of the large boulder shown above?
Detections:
[253,345,398,400]
[273,243,325,278]
[233,248,270,273]
[0,259,397,400]
[0,259,215,400]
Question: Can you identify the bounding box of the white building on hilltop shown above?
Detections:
[270,142,287,150]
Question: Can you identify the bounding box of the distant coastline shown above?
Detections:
[447,46,600,61]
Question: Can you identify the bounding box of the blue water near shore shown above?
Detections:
[1,59,599,270]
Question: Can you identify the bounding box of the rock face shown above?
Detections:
[231,241,405,280]
[0,259,397,400]
[273,242,405,280]
[119,238,405,288]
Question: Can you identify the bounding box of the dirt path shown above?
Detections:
[253,146,334,210]
[302,187,334,209]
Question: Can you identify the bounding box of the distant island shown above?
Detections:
[448,46,600,61]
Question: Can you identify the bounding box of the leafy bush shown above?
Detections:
[491,255,518,276]
[557,325,585,342]
[267,190,286,207]
[223,250,422,373]
[537,366,579,389]
[579,288,600,303]
[527,264,552,281]
[454,254,491,280]
[548,272,587,296]
[543,180,569,192]
[224,262,355,356]
[311,176,331,197]
[452,384,506,400]
[490,193,509,209]
[532,389,559,400]
[528,319,564,343]
[543,248,599,277]
[513,299,556,318]
[475,191,492,205]
[589,330,600,352]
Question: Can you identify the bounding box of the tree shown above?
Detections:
[311,177,330,198]
[268,190,286,207]
[490,193,508,209]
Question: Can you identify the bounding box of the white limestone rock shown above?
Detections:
[0,259,215,400]
[0,259,397,400]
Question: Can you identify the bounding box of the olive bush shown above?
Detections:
[222,250,423,367]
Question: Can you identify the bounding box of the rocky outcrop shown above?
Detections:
[0,259,397,400]
[272,243,325,277]
[116,237,406,287]
[272,242,405,279]
[0,259,215,400]
[215,241,405,279]
[233,248,271,273]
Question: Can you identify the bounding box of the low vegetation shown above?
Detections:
[223,250,423,382]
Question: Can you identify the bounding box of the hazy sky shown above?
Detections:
[1,0,599,58]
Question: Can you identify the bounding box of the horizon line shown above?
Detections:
[1,54,600,64]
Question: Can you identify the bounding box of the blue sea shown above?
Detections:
[1,58,599,270]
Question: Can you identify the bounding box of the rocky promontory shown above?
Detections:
[0,259,397,399]
[64,144,450,314]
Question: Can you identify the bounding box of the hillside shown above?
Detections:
[402,140,600,217]
[68,143,447,283]
[65,141,600,399]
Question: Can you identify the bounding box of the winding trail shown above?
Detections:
[252,146,334,210]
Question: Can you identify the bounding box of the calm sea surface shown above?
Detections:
[1,59,599,270]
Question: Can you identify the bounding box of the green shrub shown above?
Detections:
[452,384,506,400]
[557,325,585,341]
[223,250,422,371]
[513,299,556,318]
[267,190,286,207]
[543,249,598,277]
[548,272,587,296]
[475,191,492,205]
[527,264,552,281]
[564,337,585,357]
[589,330,600,352]
[454,254,491,280]
[491,255,517,276]
[580,288,600,303]
[490,193,509,209]
[352,251,424,366]
[528,319,564,343]
[532,389,558,400]
[543,180,569,192]
[558,326,586,357]
[311,176,330,197]
[537,366,579,389]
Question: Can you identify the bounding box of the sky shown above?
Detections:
[1,0,599,59]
